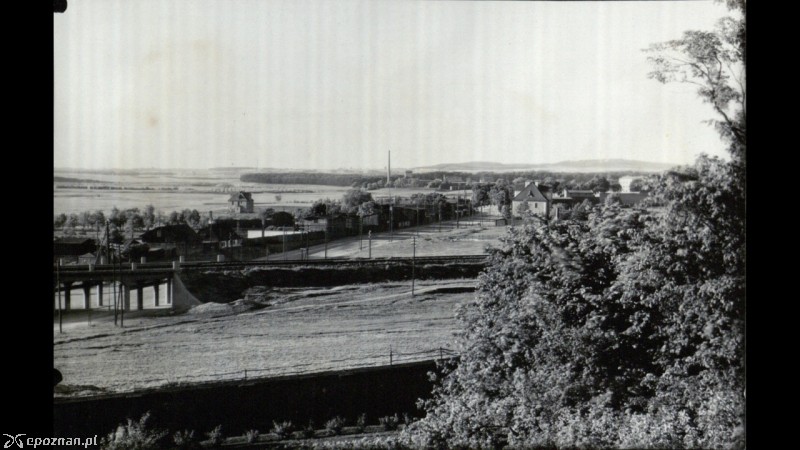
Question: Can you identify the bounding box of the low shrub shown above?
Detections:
[303,420,316,438]
[325,416,347,435]
[172,430,198,449]
[243,429,259,444]
[356,413,367,433]
[205,425,224,447]
[379,414,400,431]
[272,420,295,439]
[100,412,168,450]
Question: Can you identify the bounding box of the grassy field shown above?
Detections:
[54,280,476,398]
[54,169,474,216]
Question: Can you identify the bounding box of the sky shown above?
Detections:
[54,0,734,171]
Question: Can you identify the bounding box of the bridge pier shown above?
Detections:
[154,284,160,307]
[97,283,104,307]
[167,278,172,305]
[82,284,92,309]
[123,285,131,310]
[136,286,144,310]
[63,282,72,310]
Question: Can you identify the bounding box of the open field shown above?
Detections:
[297,220,509,260]
[54,169,473,216]
[54,279,476,398]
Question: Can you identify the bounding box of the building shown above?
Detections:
[513,182,551,217]
[618,176,644,193]
[197,221,246,250]
[140,224,201,245]
[53,237,96,264]
[598,192,649,207]
[228,191,254,214]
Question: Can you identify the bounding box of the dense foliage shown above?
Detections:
[405,2,745,448]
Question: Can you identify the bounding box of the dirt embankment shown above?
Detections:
[179,260,484,304]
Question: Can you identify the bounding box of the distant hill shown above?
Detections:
[415,159,677,173]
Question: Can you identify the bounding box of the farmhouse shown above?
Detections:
[229,191,254,214]
[513,182,552,217]
[53,237,96,264]
[140,224,201,246]
[197,221,246,249]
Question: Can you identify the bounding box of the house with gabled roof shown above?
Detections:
[513,182,552,218]
[228,191,254,214]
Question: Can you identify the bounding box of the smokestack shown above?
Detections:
[387,150,391,184]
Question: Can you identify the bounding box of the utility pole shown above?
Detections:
[438,203,442,233]
[390,203,393,242]
[282,227,286,261]
[368,230,372,259]
[111,234,118,326]
[411,235,416,296]
[416,199,420,237]
[359,215,363,251]
[56,259,62,334]
[118,254,124,328]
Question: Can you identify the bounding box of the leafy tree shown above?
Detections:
[471,183,492,210]
[342,189,374,214]
[357,201,376,218]
[645,0,745,161]
[91,210,106,230]
[54,213,68,229]
[272,211,294,227]
[109,207,124,227]
[489,179,514,213]
[64,213,79,230]
[143,205,156,230]
[184,209,201,228]
[405,2,745,448]
[515,199,530,217]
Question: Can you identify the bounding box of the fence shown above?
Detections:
[67,346,460,396]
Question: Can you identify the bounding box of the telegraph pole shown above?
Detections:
[411,235,416,296]
[111,228,118,326]
[56,259,62,334]
[118,254,124,328]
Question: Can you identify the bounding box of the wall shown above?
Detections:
[54,360,441,438]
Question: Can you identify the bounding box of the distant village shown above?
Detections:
[53,174,650,266]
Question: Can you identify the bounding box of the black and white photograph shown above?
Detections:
[52,0,745,448]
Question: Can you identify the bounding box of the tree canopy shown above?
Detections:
[405,2,745,448]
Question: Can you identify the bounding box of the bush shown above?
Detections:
[205,425,224,447]
[303,420,316,438]
[100,412,168,450]
[172,430,198,449]
[325,416,346,435]
[272,420,295,439]
[356,414,367,433]
[379,414,400,431]
[243,429,260,444]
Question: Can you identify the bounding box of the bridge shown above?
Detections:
[53,255,487,311]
